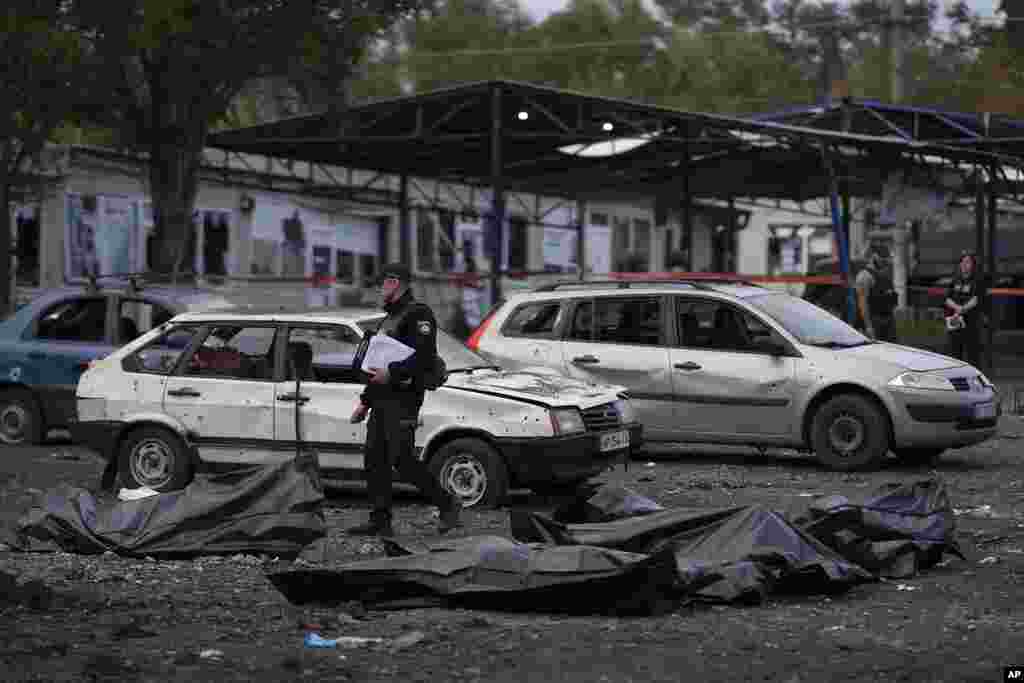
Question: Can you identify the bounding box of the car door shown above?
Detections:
[489,299,566,371]
[274,323,366,471]
[558,295,675,437]
[111,323,206,418]
[162,323,279,464]
[17,294,116,426]
[668,296,798,441]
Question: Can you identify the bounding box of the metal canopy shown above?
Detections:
[208,80,1024,203]
[753,99,1024,156]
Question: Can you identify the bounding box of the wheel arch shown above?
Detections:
[801,382,895,451]
[113,414,197,465]
[421,426,505,466]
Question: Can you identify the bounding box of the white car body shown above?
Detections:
[73,309,643,506]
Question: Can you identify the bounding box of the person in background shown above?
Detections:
[854,245,898,342]
[945,251,986,368]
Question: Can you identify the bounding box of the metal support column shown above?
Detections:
[682,144,693,271]
[489,85,505,306]
[576,198,586,281]
[987,166,999,375]
[975,168,986,272]
[825,145,855,323]
[399,174,411,266]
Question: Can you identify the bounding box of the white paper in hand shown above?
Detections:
[361,333,414,372]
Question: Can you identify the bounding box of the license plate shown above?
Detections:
[973,402,996,420]
[599,430,629,452]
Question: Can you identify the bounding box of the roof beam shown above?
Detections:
[520,95,573,134]
[426,96,484,136]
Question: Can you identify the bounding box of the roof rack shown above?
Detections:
[533,278,762,292]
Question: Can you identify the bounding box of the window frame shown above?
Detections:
[669,295,798,357]
[122,323,206,376]
[279,323,366,385]
[174,323,282,382]
[560,294,668,347]
[498,300,566,340]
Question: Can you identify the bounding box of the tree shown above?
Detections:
[0,2,88,313]
[71,0,424,278]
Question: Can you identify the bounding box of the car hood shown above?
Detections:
[839,342,966,372]
[445,368,623,409]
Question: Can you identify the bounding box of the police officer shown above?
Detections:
[854,245,898,342]
[348,263,461,537]
[945,250,986,368]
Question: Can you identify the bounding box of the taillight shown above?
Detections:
[467,306,501,351]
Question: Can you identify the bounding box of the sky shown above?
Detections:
[516,0,1001,24]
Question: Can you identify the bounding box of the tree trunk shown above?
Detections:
[0,180,12,317]
[145,63,208,282]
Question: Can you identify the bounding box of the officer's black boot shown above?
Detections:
[438,497,463,534]
[347,509,394,537]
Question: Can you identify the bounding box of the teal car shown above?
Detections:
[0,284,235,445]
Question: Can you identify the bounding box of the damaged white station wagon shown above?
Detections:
[72,309,642,507]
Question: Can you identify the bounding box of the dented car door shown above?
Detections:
[162,324,279,463]
[669,297,797,440]
[559,295,675,437]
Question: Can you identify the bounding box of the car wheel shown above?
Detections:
[810,394,889,471]
[892,447,945,466]
[428,438,508,509]
[0,389,43,446]
[118,426,193,491]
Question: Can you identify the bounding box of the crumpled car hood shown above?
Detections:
[446,368,623,409]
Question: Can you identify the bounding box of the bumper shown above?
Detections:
[497,422,644,487]
[890,387,1000,449]
[69,419,122,460]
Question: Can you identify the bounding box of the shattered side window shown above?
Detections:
[125,325,203,375]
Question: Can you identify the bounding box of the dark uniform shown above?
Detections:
[854,247,898,342]
[946,267,986,368]
[348,264,459,537]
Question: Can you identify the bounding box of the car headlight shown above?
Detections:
[887,372,955,391]
[549,408,586,435]
[613,398,636,424]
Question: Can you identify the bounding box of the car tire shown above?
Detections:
[892,447,945,466]
[428,437,508,509]
[810,394,890,471]
[118,425,194,492]
[0,389,43,446]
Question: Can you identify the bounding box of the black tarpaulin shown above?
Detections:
[512,500,872,603]
[552,484,664,524]
[6,454,326,560]
[267,534,680,615]
[789,478,965,578]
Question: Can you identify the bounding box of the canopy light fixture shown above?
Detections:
[517,111,529,121]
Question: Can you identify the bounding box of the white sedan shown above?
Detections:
[72,309,643,507]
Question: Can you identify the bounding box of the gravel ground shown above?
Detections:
[2,422,1024,683]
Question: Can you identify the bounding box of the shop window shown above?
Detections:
[612,215,651,272]
[336,250,355,284]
